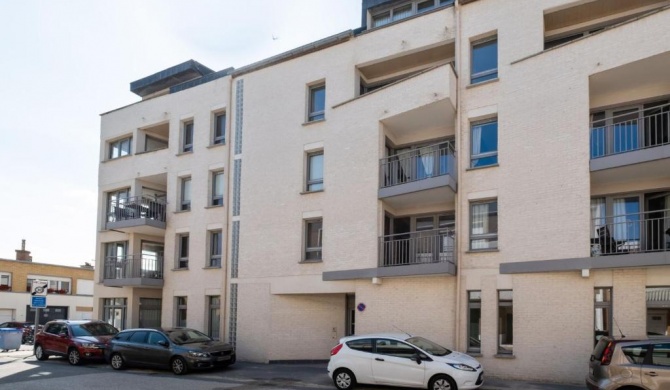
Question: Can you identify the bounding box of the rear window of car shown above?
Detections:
[621,345,648,364]
[346,339,373,352]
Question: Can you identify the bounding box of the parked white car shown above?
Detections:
[327,333,483,390]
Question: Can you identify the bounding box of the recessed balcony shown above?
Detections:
[379,141,457,209]
[106,195,166,235]
[591,208,670,257]
[103,254,164,288]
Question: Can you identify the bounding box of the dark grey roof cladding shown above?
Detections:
[130,59,216,97]
[170,67,234,94]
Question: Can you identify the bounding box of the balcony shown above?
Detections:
[103,254,164,288]
[591,208,670,257]
[379,141,456,208]
[106,195,166,235]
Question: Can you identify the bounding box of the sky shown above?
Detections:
[0,0,361,267]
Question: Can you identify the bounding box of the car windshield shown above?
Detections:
[71,323,119,337]
[406,336,452,356]
[165,329,212,345]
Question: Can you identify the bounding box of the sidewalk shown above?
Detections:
[0,344,33,362]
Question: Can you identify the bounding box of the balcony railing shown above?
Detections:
[103,255,164,280]
[380,142,455,188]
[108,195,166,223]
[591,103,670,159]
[379,228,455,267]
[591,209,670,256]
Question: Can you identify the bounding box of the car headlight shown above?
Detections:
[79,343,98,348]
[188,351,211,358]
[447,363,476,371]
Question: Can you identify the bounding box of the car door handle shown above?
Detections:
[375,358,384,362]
[645,372,658,377]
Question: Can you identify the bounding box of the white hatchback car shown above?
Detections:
[327,333,483,390]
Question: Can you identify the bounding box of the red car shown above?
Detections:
[0,321,33,344]
[34,320,119,365]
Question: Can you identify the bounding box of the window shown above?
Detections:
[27,275,71,294]
[647,287,670,337]
[652,343,670,367]
[468,291,481,353]
[306,151,324,192]
[209,230,222,267]
[103,241,128,279]
[211,171,224,206]
[0,273,10,290]
[182,121,194,153]
[176,297,187,327]
[497,290,513,354]
[594,288,612,345]
[370,0,454,28]
[208,296,220,340]
[622,345,648,364]
[103,298,127,330]
[177,234,189,269]
[471,36,498,84]
[347,339,373,353]
[375,339,417,358]
[471,119,498,168]
[470,200,498,250]
[180,177,191,211]
[213,113,226,145]
[304,219,323,261]
[109,137,131,159]
[308,84,325,122]
[148,331,168,346]
[129,331,148,343]
[107,188,131,222]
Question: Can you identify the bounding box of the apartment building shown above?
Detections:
[94,61,232,338]
[95,0,670,382]
[0,241,94,323]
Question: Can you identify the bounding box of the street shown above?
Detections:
[0,351,585,390]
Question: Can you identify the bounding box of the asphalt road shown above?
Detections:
[0,355,584,390]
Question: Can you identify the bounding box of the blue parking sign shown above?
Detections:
[31,296,47,308]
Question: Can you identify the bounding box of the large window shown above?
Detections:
[370,0,454,28]
[180,177,191,211]
[308,84,325,122]
[109,137,131,159]
[0,273,11,290]
[177,234,189,269]
[27,275,71,294]
[306,151,324,192]
[182,121,194,153]
[107,188,131,222]
[176,297,187,327]
[468,291,481,353]
[647,287,670,337]
[470,200,498,250]
[497,290,513,355]
[595,288,612,344]
[471,36,498,84]
[471,119,498,168]
[208,296,220,340]
[304,219,323,261]
[211,171,224,206]
[103,298,127,330]
[213,113,226,145]
[209,230,222,268]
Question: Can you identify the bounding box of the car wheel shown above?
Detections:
[429,374,456,390]
[34,344,49,361]
[110,353,125,370]
[68,348,82,366]
[333,368,356,390]
[171,356,188,375]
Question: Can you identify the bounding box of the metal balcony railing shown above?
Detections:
[103,255,164,280]
[591,103,670,159]
[591,209,670,256]
[379,228,456,267]
[108,195,166,223]
[380,142,456,188]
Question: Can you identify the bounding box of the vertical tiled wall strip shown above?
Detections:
[228,283,237,347]
[233,159,242,216]
[234,79,244,155]
[231,221,240,278]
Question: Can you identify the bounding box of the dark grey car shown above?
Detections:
[106,328,235,375]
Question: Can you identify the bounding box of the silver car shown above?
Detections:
[586,337,670,390]
[106,327,235,375]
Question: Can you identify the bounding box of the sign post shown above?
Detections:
[31,280,48,333]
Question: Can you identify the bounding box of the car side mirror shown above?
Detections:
[412,353,422,365]
[157,340,169,347]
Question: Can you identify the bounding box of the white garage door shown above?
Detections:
[0,309,13,323]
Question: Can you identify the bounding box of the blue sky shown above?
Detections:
[0,0,360,266]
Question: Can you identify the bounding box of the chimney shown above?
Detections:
[15,239,33,262]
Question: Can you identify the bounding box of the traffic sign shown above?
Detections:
[31,280,48,296]
[31,296,47,308]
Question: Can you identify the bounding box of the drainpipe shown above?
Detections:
[454,0,464,353]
